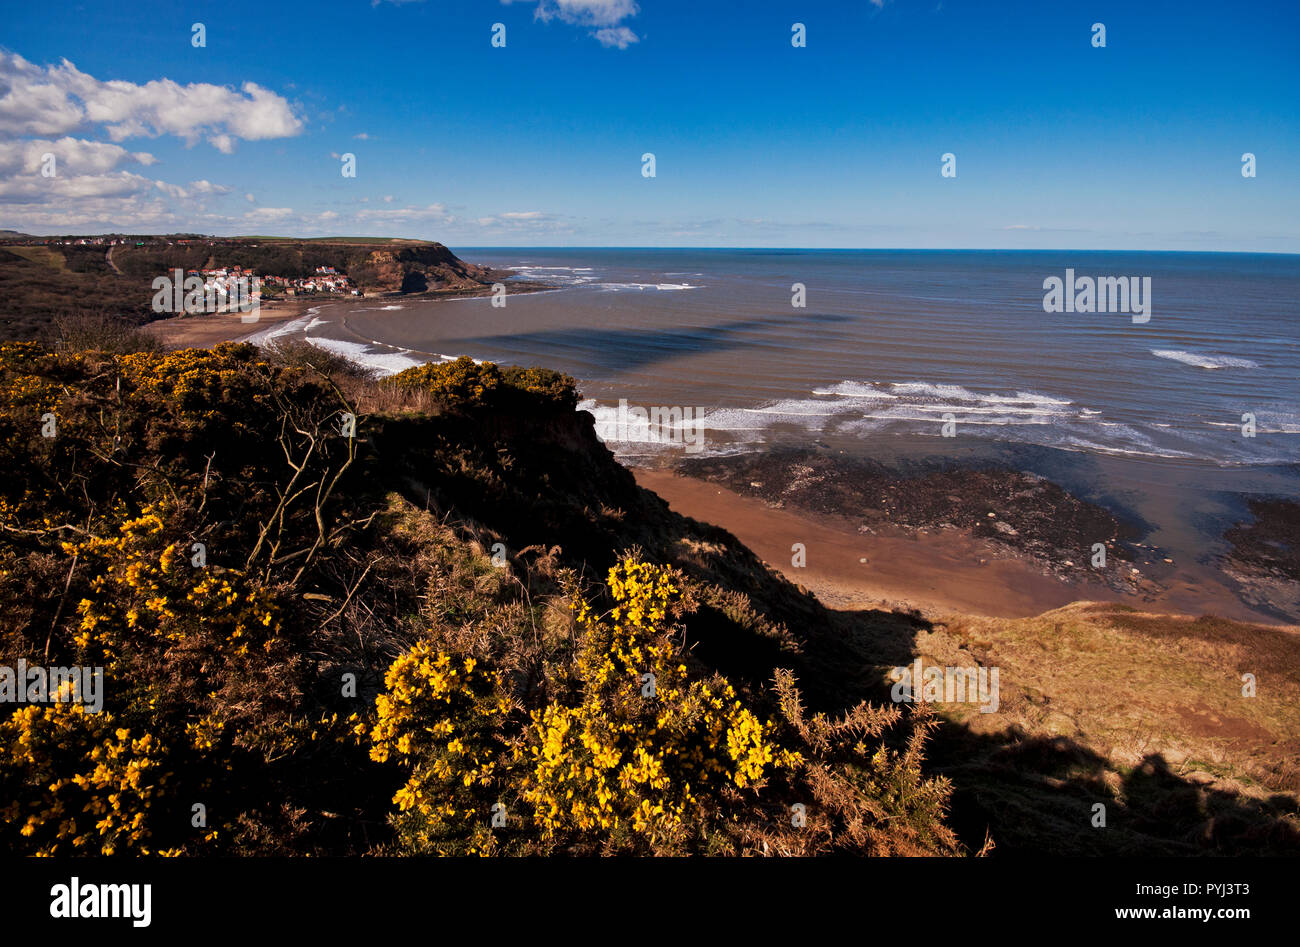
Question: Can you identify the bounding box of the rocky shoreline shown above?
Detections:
[675,448,1178,598]
[1222,497,1300,619]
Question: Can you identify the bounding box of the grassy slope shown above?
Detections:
[236,236,436,245]
[3,246,68,270]
[0,246,152,340]
[910,603,1300,853]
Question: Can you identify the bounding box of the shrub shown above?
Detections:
[360,557,802,855]
[261,339,373,381]
[47,313,163,356]
[392,356,502,406]
[359,643,513,855]
[518,559,799,850]
[67,506,282,673]
[0,697,175,856]
[390,356,579,412]
[500,365,580,410]
[1,340,962,857]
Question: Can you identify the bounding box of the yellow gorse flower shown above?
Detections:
[1,701,170,856]
[356,557,801,853]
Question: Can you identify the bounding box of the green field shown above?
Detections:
[237,235,435,245]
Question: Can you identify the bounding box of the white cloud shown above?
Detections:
[0,193,177,230]
[3,172,230,206]
[351,203,561,234]
[503,0,640,46]
[0,54,282,228]
[533,0,638,26]
[154,180,188,199]
[246,207,294,219]
[593,26,638,49]
[355,202,452,223]
[0,136,155,175]
[0,52,303,150]
[0,135,234,225]
[0,169,156,203]
[188,179,229,195]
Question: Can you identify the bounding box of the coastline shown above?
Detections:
[139,297,321,348]
[112,263,1300,858]
[139,277,558,353]
[633,461,1296,627]
[136,277,1299,629]
[635,467,1094,619]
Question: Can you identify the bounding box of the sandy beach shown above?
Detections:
[633,467,1289,625]
[138,298,323,349]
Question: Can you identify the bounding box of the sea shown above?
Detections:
[245,248,1300,598]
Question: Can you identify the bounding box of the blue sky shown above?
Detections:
[2,0,1298,250]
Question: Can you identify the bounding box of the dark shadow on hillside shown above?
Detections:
[400,271,429,293]
[636,512,1300,856]
[363,401,1300,857]
[922,723,1300,856]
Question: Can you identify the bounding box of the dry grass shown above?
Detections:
[4,245,67,270]
[916,602,1300,853]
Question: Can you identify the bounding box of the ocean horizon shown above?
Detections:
[251,247,1300,471]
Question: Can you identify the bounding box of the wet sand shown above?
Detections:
[633,467,1287,624]
[140,298,320,349]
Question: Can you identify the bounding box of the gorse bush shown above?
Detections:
[2,694,174,856]
[358,556,958,855]
[362,644,513,856]
[0,340,959,857]
[391,355,578,411]
[393,356,502,406]
[520,560,800,850]
[69,508,282,668]
[1,342,368,854]
[499,365,580,411]
[359,558,799,854]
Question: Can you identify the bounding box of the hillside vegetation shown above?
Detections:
[0,342,958,855]
[2,337,1296,856]
[0,237,496,342]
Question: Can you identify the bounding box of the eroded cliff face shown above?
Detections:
[349,244,495,293]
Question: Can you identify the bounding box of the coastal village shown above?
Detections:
[204,265,360,297]
[37,235,362,298]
